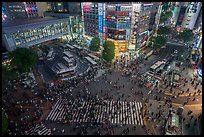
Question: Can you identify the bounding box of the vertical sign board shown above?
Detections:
[103,3,106,41]
[83,2,91,12]
[98,3,103,45]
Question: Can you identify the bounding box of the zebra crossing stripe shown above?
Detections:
[52,100,64,121]
[137,102,142,125]
[134,101,140,125]
[82,101,89,122]
[111,100,114,123]
[130,102,135,125]
[125,102,128,124]
[119,101,122,124]
[46,100,61,120]
[72,101,80,122]
[85,100,92,122]
[49,100,63,121]
[138,102,144,125]
[122,101,125,124]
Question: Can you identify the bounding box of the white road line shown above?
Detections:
[46,99,61,120]
[125,102,128,125]
[135,102,140,125]
[139,102,144,125]
[130,102,135,125]
[120,101,122,124]
[123,101,125,124]
[82,101,89,122]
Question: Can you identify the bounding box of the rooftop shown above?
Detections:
[2,17,61,28]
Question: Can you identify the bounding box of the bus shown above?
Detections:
[88,53,100,61]
[56,42,69,51]
[63,51,74,59]
[62,56,74,67]
[150,61,165,72]
[66,44,75,51]
[47,50,55,60]
[84,56,98,68]
[55,63,75,77]
[72,45,82,51]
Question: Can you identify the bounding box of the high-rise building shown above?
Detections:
[83,2,99,37]
[181,2,202,30]
[130,3,153,52]
[172,2,202,30]
[149,2,160,31]
[82,2,153,56]
[46,2,81,14]
[3,2,28,21]
[105,2,132,55]
[2,2,47,21]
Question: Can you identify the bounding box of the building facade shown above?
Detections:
[181,2,202,30]
[2,2,28,21]
[2,17,71,51]
[130,3,153,52]
[82,2,153,56]
[83,2,99,37]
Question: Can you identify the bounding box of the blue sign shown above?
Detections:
[197,69,202,77]
[98,15,103,33]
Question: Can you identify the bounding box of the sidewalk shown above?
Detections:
[158,67,202,97]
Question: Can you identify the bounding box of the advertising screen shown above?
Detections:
[84,3,91,12]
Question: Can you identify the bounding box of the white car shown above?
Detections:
[174,50,178,54]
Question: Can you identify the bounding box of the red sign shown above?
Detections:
[192,66,198,70]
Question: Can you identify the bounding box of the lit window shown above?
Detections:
[58,3,62,6]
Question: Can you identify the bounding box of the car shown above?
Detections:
[163,59,167,63]
[177,107,184,116]
[174,50,178,54]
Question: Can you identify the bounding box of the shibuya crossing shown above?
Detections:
[2,2,202,135]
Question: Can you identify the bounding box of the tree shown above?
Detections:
[2,112,8,135]
[160,11,173,23]
[152,36,167,49]
[177,29,194,43]
[8,48,37,73]
[90,37,100,51]
[2,64,18,82]
[158,26,171,35]
[102,41,115,62]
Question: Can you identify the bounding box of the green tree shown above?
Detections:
[2,64,18,83]
[90,37,100,51]
[8,48,37,73]
[160,11,173,23]
[177,29,194,43]
[102,41,115,62]
[2,112,9,135]
[158,26,171,35]
[152,36,167,49]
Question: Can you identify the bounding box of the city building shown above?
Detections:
[181,2,202,30]
[130,2,153,55]
[82,2,99,38]
[105,2,132,56]
[45,2,81,15]
[172,2,202,30]
[2,2,47,21]
[149,2,160,31]
[2,17,72,51]
[44,2,83,39]
[82,2,153,56]
[2,2,28,21]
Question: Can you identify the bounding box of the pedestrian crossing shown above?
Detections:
[25,123,51,135]
[46,99,67,121]
[46,99,144,125]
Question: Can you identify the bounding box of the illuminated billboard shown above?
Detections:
[83,2,91,12]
